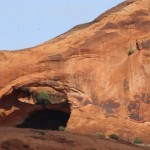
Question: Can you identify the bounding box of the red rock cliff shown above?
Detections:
[0,0,150,143]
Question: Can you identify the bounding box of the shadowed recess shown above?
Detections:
[16,109,71,130]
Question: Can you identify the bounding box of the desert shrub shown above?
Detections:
[38,130,46,136]
[128,47,134,56]
[109,134,119,140]
[36,91,51,105]
[96,132,105,139]
[133,137,143,144]
[59,126,66,131]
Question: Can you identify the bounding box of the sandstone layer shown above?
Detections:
[0,0,150,143]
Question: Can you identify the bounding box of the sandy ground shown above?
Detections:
[0,127,149,150]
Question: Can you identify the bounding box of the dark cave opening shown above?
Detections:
[16,109,71,130]
[0,86,72,130]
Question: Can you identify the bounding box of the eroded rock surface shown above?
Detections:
[0,0,150,143]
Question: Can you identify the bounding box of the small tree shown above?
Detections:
[36,91,51,108]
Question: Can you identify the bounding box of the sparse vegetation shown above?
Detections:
[59,126,66,131]
[38,130,46,136]
[133,137,143,144]
[36,91,51,107]
[128,47,134,56]
[109,134,119,140]
[96,132,105,139]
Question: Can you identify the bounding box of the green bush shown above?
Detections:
[36,91,51,105]
[133,137,143,144]
[109,134,119,140]
[96,132,105,139]
[128,48,134,56]
[59,126,66,131]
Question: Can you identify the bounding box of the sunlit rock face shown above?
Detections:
[0,0,150,143]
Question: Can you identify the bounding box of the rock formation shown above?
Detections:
[0,0,150,143]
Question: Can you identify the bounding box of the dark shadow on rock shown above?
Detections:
[16,109,70,130]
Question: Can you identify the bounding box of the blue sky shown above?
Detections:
[0,0,124,50]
